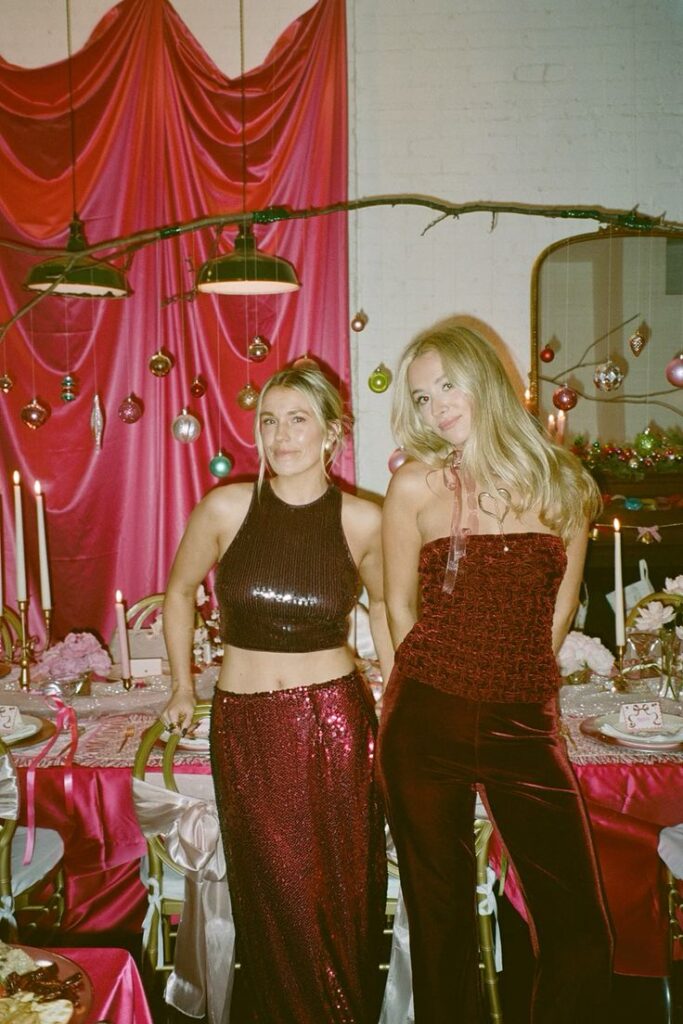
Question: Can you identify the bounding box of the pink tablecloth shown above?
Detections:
[49,947,153,1024]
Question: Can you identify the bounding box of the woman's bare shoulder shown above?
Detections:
[196,481,254,527]
[340,490,382,534]
[386,459,439,504]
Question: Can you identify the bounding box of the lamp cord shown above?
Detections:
[239,0,247,215]
[65,0,78,217]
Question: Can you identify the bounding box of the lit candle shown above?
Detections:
[613,518,625,648]
[12,472,27,603]
[555,410,566,445]
[33,482,52,611]
[547,414,556,437]
[115,590,132,680]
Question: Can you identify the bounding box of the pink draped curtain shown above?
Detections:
[0,0,349,640]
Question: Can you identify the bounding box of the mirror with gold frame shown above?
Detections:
[530,228,683,454]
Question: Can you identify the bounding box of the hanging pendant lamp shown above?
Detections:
[24,215,130,298]
[196,223,300,295]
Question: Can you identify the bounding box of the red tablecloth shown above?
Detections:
[48,947,153,1024]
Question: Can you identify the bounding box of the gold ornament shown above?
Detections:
[149,350,174,377]
[237,383,259,410]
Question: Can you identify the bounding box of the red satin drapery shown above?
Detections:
[0,0,349,641]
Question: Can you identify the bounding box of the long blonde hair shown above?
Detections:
[392,318,601,540]
[254,367,351,488]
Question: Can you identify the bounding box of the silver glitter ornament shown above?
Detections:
[91,394,104,451]
[593,360,624,392]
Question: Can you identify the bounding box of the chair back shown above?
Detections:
[0,737,19,905]
[0,608,21,663]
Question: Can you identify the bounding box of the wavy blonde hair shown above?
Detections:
[254,367,352,488]
[392,319,601,541]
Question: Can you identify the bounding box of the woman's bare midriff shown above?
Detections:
[216,644,357,693]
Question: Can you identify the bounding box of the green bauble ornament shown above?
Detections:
[634,430,656,456]
[209,451,233,478]
[368,364,391,394]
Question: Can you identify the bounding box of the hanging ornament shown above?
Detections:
[368,364,391,393]
[292,355,319,370]
[60,373,79,403]
[190,375,207,398]
[593,360,624,392]
[209,451,233,478]
[552,385,578,411]
[236,383,259,410]
[171,408,202,443]
[90,394,104,451]
[388,447,409,473]
[247,335,270,362]
[0,374,13,394]
[148,350,174,377]
[628,457,640,470]
[628,330,648,357]
[539,345,555,363]
[118,393,144,424]
[350,310,368,333]
[634,430,657,456]
[665,353,683,388]
[20,397,50,430]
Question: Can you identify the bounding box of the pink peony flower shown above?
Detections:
[33,630,112,682]
[633,601,676,634]
[664,576,683,597]
[557,631,615,677]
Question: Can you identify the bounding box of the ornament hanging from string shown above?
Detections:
[209,451,233,478]
[247,335,270,362]
[118,393,144,423]
[61,373,79,402]
[21,397,50,429]
[236,383,259,410]
[190,375,207,398]
[292,355,319,370]
[149,350,173,377]
[552,384,578,411]
[351,310,368,332]
[368,364,391,393]
[0,374,13,394]
[172,408,202,443]
[665,353,683,388]
[593,360,624,392]
[90,394,104,450]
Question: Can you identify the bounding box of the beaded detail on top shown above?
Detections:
[215,481,360,653]
[396,533,566,702]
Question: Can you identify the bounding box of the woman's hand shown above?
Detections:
[161,690,197,736]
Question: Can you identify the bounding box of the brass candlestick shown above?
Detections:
[42,608,52,649]
[122,676,132,691]
[17,599,34,691]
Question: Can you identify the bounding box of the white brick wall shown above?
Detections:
[4,0,682,496]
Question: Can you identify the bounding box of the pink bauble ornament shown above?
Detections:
[247,335,270,362]
[21,397,50,429]
[172,408,202,443]
[539,345,555,363]
[388,447,409,473]
[552,385,578,411]
[236,383,259,410]
[665,353,683,388]
[118,393,144,423]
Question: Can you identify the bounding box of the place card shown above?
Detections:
[0,706,21,734]
[618,700,663,732]
[130,657,163,677]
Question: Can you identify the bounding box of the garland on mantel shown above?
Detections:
[2,196,683,341]
[572,429,683,481]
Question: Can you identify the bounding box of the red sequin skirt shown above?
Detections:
[211,670,386,1024]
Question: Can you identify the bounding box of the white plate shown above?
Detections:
[581,712,683,751]
[160,720,210,751]
[0,714,42,745]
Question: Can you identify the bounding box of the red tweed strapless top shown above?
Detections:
[395,533,566,702]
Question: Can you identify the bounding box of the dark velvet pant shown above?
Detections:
[378,671,614,1024]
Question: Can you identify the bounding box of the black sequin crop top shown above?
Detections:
[215,481,360,653]
[396,533,566,702]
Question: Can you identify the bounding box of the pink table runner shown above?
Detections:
[49,946,153,1024]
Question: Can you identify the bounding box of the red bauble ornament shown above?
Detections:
[190,375,207,398]
[552,385,578,411]
[21,397,50,429]
[539,346,555,363]
[665,353,683,388]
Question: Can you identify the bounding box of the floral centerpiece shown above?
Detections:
[557,631,615,685]
[33,631,112,684]
[629,576,683,698]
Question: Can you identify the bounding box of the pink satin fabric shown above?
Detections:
[50,946,153,1024]
[493,760,683,977]
[24,697,78,864]
[0,0,350,641]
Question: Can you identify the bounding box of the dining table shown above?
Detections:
[0,666,681,980]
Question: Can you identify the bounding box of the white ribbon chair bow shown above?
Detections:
[132,777,235,1024]
[0,752,19,932]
